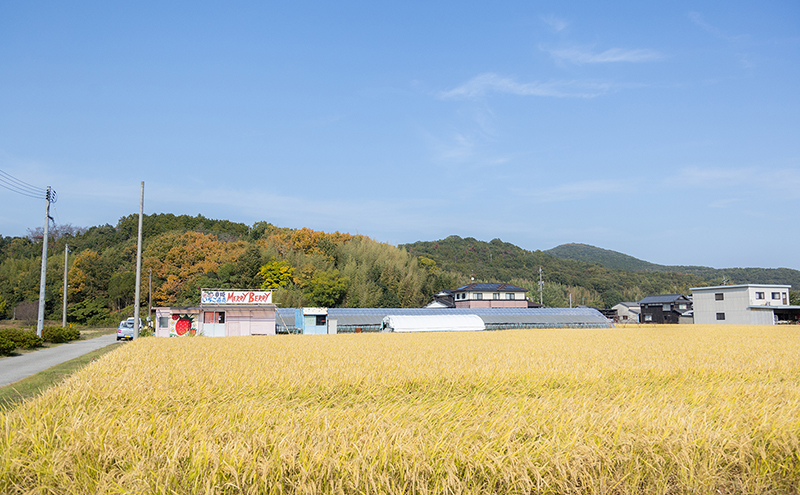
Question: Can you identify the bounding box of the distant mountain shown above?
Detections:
[545,243,800,289]
[545,243,664,272]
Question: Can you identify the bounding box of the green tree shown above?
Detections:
[305,269,349,307]
[259,259,295,289]
[108,272,136,311]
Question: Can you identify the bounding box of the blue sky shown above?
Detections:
[1,1,798,269]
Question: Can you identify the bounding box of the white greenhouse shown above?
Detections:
[381,314,486,333]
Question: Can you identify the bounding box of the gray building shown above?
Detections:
[690,284,799,325]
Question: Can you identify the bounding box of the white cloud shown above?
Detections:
[688,11,748,42]
[672,166,800,201]
[440,73,614,100]
[545,46,662,64]
[511,179,626,203]
[541,15,568,32]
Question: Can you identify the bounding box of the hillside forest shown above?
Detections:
[1,214,797,325]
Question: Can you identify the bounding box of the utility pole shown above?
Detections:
[62,244,69,327]
[538,266,544,306]
[36,186,52,338]
[133,182,144,339]
[148,268,152,326]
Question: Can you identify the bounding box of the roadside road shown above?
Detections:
[0,335,121,387]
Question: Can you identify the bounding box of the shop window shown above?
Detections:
[204,312,225,324]
[159,316,169,328]
[715,293,724,301]
[316,315,327,326]
[716,313,726,320]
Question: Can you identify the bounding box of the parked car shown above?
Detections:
[116,317,143,341]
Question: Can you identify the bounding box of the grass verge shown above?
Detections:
[0,344,120,411]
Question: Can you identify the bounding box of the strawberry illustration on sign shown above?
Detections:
[174,315,194,336]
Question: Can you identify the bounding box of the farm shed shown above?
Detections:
[381,314,485,332]
[154,289,277,337]
[276,307,612,333]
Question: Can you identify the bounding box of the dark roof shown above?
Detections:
[454,283,527,292]
[638,294,690,305]
[429,296,456,308]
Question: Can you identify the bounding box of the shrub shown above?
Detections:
[42,326,81,344]
[0,328,43,349]
[0,334,15,356]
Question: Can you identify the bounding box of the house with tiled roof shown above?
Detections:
[424,289,456,308]
[453,283,529,309]
[638,294,692,324]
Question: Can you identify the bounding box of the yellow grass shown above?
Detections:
[2,325,799,494]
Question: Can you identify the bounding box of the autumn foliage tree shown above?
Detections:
[145,232,246,306]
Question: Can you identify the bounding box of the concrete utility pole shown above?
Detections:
[538,266,544,306]
[133,182,144,339]
[36,186,52,338]
[148,268,152,326]
[62,244,69,327]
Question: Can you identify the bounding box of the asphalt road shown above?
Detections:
[0,334,121,387]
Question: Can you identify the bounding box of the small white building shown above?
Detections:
[690,284,797,325]
[154,289,277,337]
[611,302,640,323]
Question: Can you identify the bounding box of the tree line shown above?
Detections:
[2,214,797,325]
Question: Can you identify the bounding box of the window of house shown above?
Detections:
[715,293,724,301]
[716,313,726,320]
[316,315,327,326]
[662,304,671,311]
[756,292,765,300]
[644,314,653,321]
[772,292,781,300]
[506,293,515,300]
[493,293,500,300]
[475,293,483,300]
[678,304,687,310]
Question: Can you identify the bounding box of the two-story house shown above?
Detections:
[453,283,529,309]
[638,294,692,324]
[690,284,798,324]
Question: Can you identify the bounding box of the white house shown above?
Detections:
[611,302,640,323]
[690,284,797,325]
[452,283,529,309]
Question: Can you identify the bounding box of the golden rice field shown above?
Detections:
[2,325,800,494]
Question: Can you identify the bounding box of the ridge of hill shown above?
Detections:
[545,243,800,289]
[400,236,707,307]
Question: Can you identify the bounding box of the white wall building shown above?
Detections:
[611,302,640,323]
[690,284,794,325]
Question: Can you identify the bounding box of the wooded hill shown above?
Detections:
[546,243,800,288]
[0,214,460,325]
[1,214,796,325]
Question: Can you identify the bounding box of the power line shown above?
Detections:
[0,169,48,200]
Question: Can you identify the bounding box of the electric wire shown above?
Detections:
[0,169,48,199]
